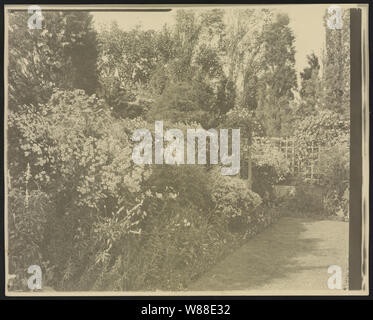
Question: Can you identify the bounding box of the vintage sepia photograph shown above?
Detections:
[3,4,369,296]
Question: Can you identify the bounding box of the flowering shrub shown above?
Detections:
[8,88,280,291]
[210,169,262,223]
[317,142,349,217]
[224,106,263,138]
[249,138,291,202]
[316,141,349,188]
[251,138,291,183]
[144,164,213,212]
[323,188,349,218]
[8,89,153,289]
[9,90,151,201]
[294,110,349,146]
[209,168,281,239]
[293,110,349,216]
[293,110,349,170]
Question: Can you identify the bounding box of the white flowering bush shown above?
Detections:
[9,90,151,204]
[8,89,153,289]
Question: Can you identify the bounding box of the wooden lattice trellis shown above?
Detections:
[252,137,325,183]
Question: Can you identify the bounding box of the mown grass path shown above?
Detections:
[188,217,348,292]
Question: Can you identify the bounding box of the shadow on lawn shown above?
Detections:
[187,217,322,291]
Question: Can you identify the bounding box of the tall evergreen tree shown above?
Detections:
[321,9,350,116]
[8,11,98,111]
[297,53,321,116]
[255,13,297,136]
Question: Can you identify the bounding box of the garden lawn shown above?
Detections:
[188,217,349,292]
